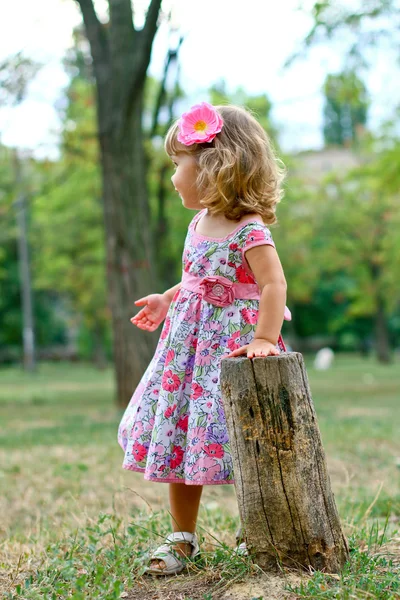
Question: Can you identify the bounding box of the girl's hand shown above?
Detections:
[130,293,170,332]
[224,338,279,359]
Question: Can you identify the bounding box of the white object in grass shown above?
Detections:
[314,347,334,371]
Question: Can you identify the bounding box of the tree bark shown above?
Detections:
[369,262,392,364]
[99,92,159,404]
[76,0,163,406]
[220,352,349,573]
[374,295,391,364]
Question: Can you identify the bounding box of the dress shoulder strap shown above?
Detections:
[190,208,206,230]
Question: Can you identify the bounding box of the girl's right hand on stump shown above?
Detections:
[130,294,170,332]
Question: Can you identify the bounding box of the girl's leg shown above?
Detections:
[150,482,203,570]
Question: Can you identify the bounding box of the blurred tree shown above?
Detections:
[323,70,369,146]
[0,234,68,360]
[31,75,109,368]
[285,2,400,355]
[0,51,42,371]
[0,145,22,361]
[0,52,41,105]
[0,145,67,360]
[75,0,163,405]
[314,135,400,362]
[297,0,399,66]
[63,26,95,83]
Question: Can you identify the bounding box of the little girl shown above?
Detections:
[118,102,290,576]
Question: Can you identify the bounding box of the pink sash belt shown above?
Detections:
[181,271,291,321]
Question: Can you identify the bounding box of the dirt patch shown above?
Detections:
[124,570,303,600]
[124,572,219,600]
[219,572,302,600]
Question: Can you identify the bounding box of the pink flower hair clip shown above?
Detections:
[177,102,223,146]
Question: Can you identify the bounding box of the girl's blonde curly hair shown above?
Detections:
[165,104,285,224]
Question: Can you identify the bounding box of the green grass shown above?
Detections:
[0,356,399,599]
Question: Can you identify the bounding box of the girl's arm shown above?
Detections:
[162,282,181,303]
[254,280,287,344]
[246,245,287,344]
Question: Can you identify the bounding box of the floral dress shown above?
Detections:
[118,208,286,485]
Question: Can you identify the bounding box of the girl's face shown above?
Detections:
[170,152,203,210]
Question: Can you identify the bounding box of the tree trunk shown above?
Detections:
[76,0,163,406]
[99,92,159,405]
[220,352,349,573]
[375,295,391,363]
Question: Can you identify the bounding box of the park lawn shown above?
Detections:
[0,355,399,599]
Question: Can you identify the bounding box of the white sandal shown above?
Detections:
[144,531,200,576]
[234,541,249,556]
[234,527,249,556]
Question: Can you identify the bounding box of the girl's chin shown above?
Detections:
[180,197,203,210]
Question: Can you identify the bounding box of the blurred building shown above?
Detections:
[293,147,361,186]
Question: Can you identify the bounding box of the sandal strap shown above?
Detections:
[165,531,197,545]
[165,531,200,560]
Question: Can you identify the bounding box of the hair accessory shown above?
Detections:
[177,102,223,146]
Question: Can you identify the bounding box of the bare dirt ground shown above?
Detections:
[124,569,303,600]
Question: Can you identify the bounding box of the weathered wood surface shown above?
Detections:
[220,352,349,573]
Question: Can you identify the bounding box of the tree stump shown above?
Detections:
[220,352,349,573]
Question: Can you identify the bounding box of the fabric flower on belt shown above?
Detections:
[199,276,235,307]
[177,102,223,146]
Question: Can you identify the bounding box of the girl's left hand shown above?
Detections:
[224,338,279,359]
